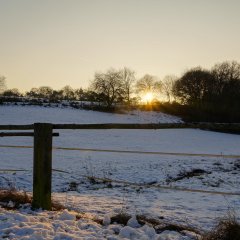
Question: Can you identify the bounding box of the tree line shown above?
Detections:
[1,60,240,122]
[0,67,176,106]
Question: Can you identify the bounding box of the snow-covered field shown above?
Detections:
[0,105,240,239]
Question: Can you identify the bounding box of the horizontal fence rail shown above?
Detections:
[0,132,59,137]
[0,144,239,159]
[1,123,240,132]
[54,147,240,159]
[0,169,29,172]
[53,123,192,129]
[0,168,73,173]
[0,145,32,149]
[53,123,240,133]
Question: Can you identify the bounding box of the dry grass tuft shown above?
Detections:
[0,190,31,209]
[202,215,240,240]
[0,189,64,211]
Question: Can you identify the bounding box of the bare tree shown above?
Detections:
[38,86,53,98]
[62,85,75,100]
[0,75,7,94]
[2,88,21,97]
[26,88,40,98]
[135,74,162,101]
[50,90,63,101]
[161,75,177,102]
[120,67,135,105]
[25,86,53,99]
[74,88,84,101]
[211,61,240,95]
[92,68,124,108]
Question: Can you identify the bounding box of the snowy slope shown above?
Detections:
[0,105,181,124]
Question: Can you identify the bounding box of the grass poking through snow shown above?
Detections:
[201,213,240,240]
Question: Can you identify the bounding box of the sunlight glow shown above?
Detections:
[142,92,154,104]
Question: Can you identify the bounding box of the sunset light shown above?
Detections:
[142,92,154,104]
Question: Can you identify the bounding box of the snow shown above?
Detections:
[119,225,156,239]
[0,207,200,239]
[0,105,240,239]
[102,214,111,226]
[127,216,141,228]
[0,207,109,239]
[159,231,188,240]
[0,105,181,124]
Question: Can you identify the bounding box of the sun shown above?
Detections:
[142,92,154,104]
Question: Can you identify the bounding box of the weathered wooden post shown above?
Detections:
[32,123,53,210]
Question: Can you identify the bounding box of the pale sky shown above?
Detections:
[0,0,240,91]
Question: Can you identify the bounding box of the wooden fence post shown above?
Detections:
[32,123,53,210]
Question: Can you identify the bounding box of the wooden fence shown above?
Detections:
[0,122,240,210]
